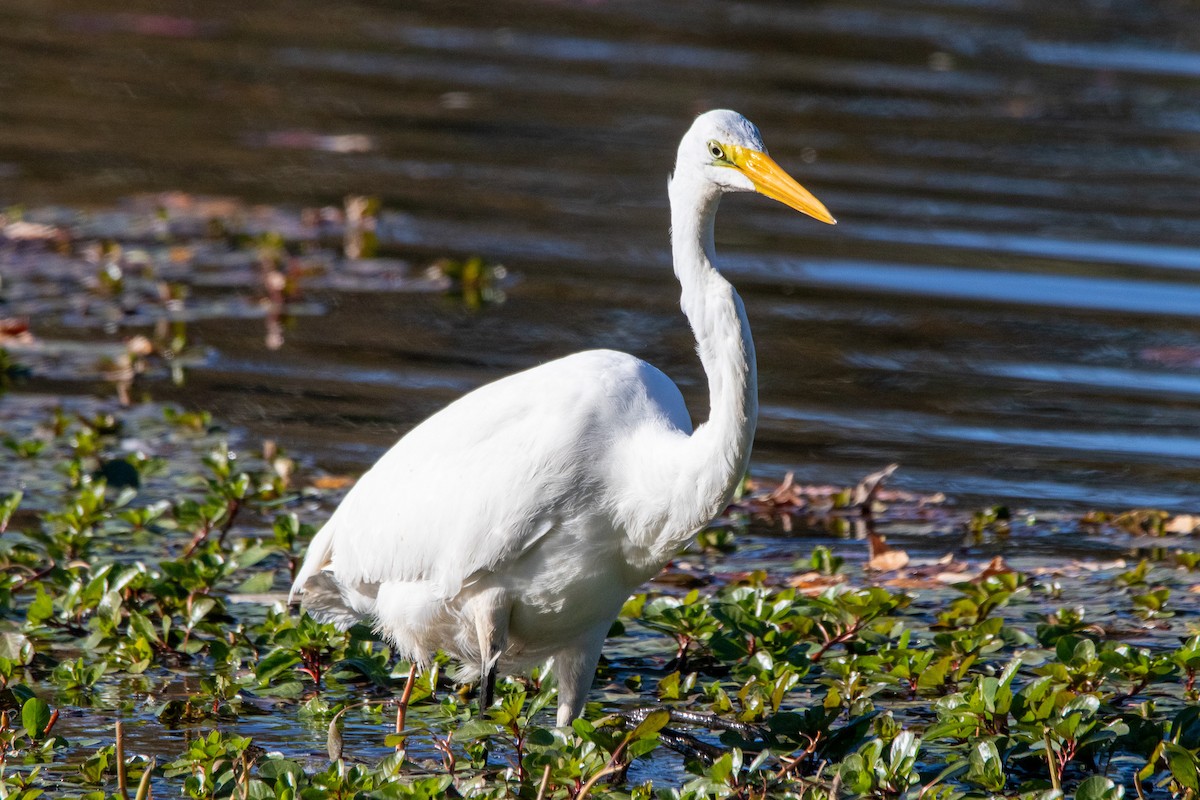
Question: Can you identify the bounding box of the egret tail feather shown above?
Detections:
[296,571,364,630]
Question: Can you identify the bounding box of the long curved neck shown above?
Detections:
[661,170,759,547]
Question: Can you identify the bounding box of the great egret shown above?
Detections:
[290,109,836,726]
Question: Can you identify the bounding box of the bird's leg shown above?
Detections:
[470,588,509,716]
[482,663,498,711]
[553,632,607,727]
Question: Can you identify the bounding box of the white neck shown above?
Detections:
[649,168,759,559]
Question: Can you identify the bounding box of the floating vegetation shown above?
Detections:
[0,347,30,390]
[429,255,510,310]
[0,395,1196,797]
[0,194,516,397]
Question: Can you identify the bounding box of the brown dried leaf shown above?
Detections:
[311,475,355,490]
[851,463,899,507]
[1030,558,1126,577]
[651,570,709,588]
[976,556,1012,580]
[910,555,971,583]
[883,576,944,589]
[327,717,344,761]
[1165,515,1199,535]
[0,318,28,336]
[0,318,34,345]
[787,572,846,588]
[126,335,155,357]
[766,472,797,505]
[866,533,909,572]
[868,550,910,572]
[787,572,847,595]
[2,221,59,241]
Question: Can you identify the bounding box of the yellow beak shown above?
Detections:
[728,145,836,225]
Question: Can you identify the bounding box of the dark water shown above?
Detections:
[4,0,1200,509]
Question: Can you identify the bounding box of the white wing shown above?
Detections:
[291,348,691,622]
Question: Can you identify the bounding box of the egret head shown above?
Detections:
[679,109,836,225]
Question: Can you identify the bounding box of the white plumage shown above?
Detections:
[290,110,835,726]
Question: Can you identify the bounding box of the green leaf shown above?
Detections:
[1171,705,1200,750]
[255,649,301,683]
[134,756,155,800]
[838,753,873,795]
[657,671,681,700]
[525,727,556,747]
[375,748,406,777]
[235,570,276,594]
[451,718,502,743]
[335,656,391,687]
[0,491,21,532]
[188,596,217,627]
[966,739,1005,791]
[1163,742,1200,793]
[241,779,275,800]
[128,611,163,645]
[22,697,51,740]
[630,708,670,740]
[26,586,53,626]
[917,655,952,690]
[257,757,305,781]
[0,632,32,664]
[1074,775,1124,800]
[157,698,209,725]
[627,738,660,759]
[267,680,305,699]
[233,545,274,570]
[889,730,919,767]
[707,752,734,784]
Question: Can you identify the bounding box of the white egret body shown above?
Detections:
[290,110,835,726]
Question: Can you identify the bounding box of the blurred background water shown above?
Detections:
[3,0,1200,509]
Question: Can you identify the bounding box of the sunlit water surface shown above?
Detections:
[3,0,1200,786]
[4,0,1200,509]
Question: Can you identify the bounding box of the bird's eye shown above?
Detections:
[707,141,725,160]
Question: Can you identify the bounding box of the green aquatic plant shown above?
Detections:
[0,348,29,390]
[835,729,923,798]
[933,571,1027,630]
[432,254,507,309]
[875,630,953,697]
[162,729,260,798]
[0,402,1197,798]
[0,491,20,535]
[1,436,44,459]
[804,545,844,576]
[639,589,721,671]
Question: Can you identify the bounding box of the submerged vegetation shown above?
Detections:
[0,396,1194,798]
[0,196,509,406]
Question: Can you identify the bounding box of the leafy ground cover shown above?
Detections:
[0,391,1196,799]
[1,198,1199,798]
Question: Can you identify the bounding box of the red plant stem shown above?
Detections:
[394,664,417,749]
